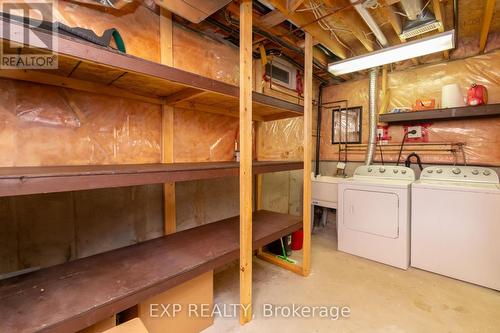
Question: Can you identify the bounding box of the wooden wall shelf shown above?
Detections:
[0,161,303,197]
[379,104,500,123]
[0,18,303,121]
[0,210,302,333]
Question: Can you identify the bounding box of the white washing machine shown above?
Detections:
[411,166,500,290]
[338,165,415,269]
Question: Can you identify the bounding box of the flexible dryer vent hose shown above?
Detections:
[365,67,379,165]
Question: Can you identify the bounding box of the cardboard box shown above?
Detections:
[103,318,149,333]
[124,271,214,333]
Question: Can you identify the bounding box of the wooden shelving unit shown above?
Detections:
[379,103,500,123]
[0,8,313,330]
[0,18,303,121]
[0,211,302,333]
[0,161,303,197]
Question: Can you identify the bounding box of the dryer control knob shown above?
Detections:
[483,170,491,176]
[436,169,443,174]
[379,167,386,173]
[367,167,373,172]
[471,169,479,175]
[452,167,461,175]
[393,169,399,174]
[401,170,407,174]
[427,169,433,173]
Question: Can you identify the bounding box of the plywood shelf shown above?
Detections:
[0,210,302,333]
[0,18,303,121]
[0,161,303,197]
[379,104,500,123]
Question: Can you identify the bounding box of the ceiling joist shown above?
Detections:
[260,10,287,28]
[263,0,348,59]
[323,0,375,52]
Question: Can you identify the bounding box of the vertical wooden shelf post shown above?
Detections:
[302,32,313,277]
[239,0,253,325]
[160,9,176,235]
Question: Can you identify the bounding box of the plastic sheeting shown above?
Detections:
[320,50,500,166]
[0,79,161,167]
[173,108,240,162]
[173,24,239,85]
[257,118,304,161]
[0,0,161,62]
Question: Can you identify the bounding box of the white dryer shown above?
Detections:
[338,165,415,269]
[411,166,500,290]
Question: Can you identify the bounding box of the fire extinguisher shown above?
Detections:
[296,70,303,97]
[466,83,488,106]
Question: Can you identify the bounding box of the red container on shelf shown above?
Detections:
[291,229,303,251]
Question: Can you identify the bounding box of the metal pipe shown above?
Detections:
[315,83,326,176]
[365,67,378,165]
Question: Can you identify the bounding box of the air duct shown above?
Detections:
[350,0,388,47]
[400,8,441,40]
[365,67,378,165]
[400,0,423,20]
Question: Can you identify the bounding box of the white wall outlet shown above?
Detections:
[408,126,422,139]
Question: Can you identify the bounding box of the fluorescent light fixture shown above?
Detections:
[328,30,455,76]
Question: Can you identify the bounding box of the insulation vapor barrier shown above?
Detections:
[0,79,161,167]
[257,117,304,161]
[321,50,500,166]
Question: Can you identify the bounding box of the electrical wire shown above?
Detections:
[378,133,384,165]
[396,130,416,166]
[308,0,356,56]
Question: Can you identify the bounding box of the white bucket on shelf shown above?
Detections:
[441,83,466,108]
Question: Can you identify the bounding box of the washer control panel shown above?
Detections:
[420,166,499,184]
[353,165,415,181]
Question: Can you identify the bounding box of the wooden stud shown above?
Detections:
[160,9,174,65]
[302,32,313,277]
[239,0,253,325]
[160,8,176,236]
[479,0,496,54]
[380,65,390,114]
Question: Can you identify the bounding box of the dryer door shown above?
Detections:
[343,189,399,238]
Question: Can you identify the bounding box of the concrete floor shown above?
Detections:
[203,212,500,333]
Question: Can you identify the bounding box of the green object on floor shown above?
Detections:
[277,237,297,264]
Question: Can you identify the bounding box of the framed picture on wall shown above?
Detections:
[331,106,362,144]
